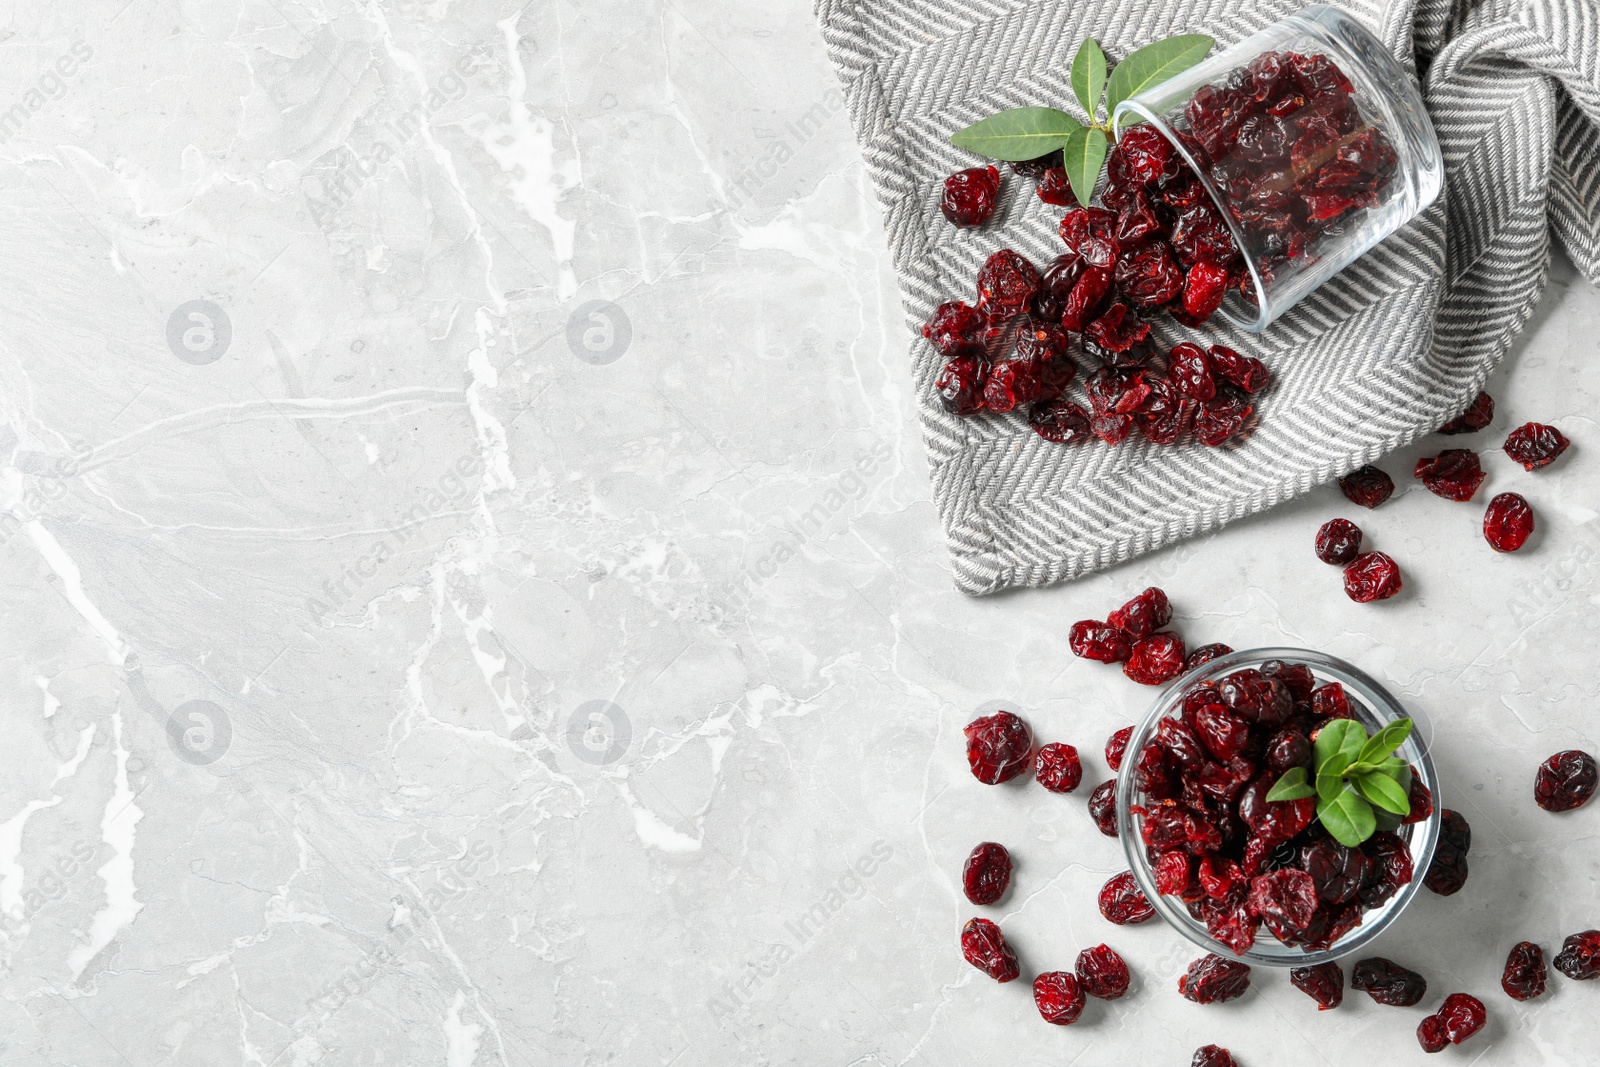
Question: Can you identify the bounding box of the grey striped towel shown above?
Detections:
[814,0,1600,595]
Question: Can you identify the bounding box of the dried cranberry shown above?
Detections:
[1061,267,1114,331]
[1166,343,1216,401]
[1033,971,1086,1024]
[1036,743,1083,794]
[1195,705,1250,761]
[1135,743,1177,799]
[1010,149,1063,178]
[1414,449,1486,501]
[1421,993,1486,1050]
[1403,769,1433,824]
[940,165,1001,227]
[1504,421,1570,471]
[961,917,1019,981]
[1089,781,1119,837]
[935,355,988,417]
[1310,681,1351,719]
[1085,302,1152,352]
[1339,465,1395,508]
[1265,728,1310,772]
[1106,726,1133,771]
[962,842,1012,904]
[1535,749,1597,812]
[1439,391,1494,434]
[1261,659,1315,701]
[1030,397,1094,444]
[922,301,984,355]
[1315,518,1362,564]
[1125,633,1187,686]
[1554,930,1600,980]
[1099,870,1155,924]
[1198,855,1244,899]
[1207,346,1269,393]
[1502,941,1548,1001]
[1191,1047,1236,1067]
[1086,368,1153,446]
[1182,260,1230,320]
[1075,943,1130,999]
[1115,188,1163,244]
[1070,620,1132,663]
[964,711,1033,784]
[1114,243,1185,307]
[1109,587,1172,638]
[1195,383,1252,447]
[1034,166,1075,206]
[1135,375,1191,445]
[1351,957,1426,1006]
[1247,868,1318,941]
[1301,839,1368,904]
[1178,954,1251,1004]
[1033,254,1084,322]
[1059,206,1120,267]
[1343,551,1402,603]
[1484,492,1535,552]
[1290,960,1344,1009]
[1417,1015,1447,1055]
[976,249,1041,319]
[982,357,1042,414]
[1184,643,1233,672]
[1119,126,1176,184]
[1358,831,1414,908]
[1424,809,1471,896]
[1155,850,1192,896]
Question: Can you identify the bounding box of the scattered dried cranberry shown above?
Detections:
[1339,465,1395,508]
[1315,518,1362,564]
[1439,391,1494,434]
[1191,1047,1236,1067]
[1070,620,1132,663]
[1029,397,1094,443]
[1165,342,1216,401]
[1535,749,1597,812]
[922,301,984,356]
[1502,941,1548,1001]
[976,249,1041,319]
[1075,943,1130,999]
[961,917,1019,981]
[1033,971,1086,1024]
[1418,993,1486,1052]
[1290,960,1344,1009]
[1178,954,1251,1004]
[1099,870,1155,924]
[1109,587,1172,638]
[964,711,1033,784]
[1089,781,1119,837]
[936,356,988,416]
[1185,643,1233,672]
[1483,492,1535,552]
[1554,930,1600,980]
[1423,809,1470,896]
[1417,1015,1447,1055]
[1343,551,1402,603]
[1208,345,1270,393]
[1414,449,1486,501]
[1036,743,1083,794]
[1504,421,1570,471]
[1194,383,1253,447]
[1125,633,1187,685]
[1351,957,1426,1006]
[1034,167,1075,206]
[940,166,1001,227]
[962,842,1011,905]
[1106,727,1132,772]
[1010,150,1063,178]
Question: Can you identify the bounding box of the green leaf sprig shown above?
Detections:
[948,34,1214,209]
[1265,718,1415,847]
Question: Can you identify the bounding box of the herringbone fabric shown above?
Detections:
[815,0,1600,594]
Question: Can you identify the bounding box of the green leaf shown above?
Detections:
[1319,785,1377,847]
[1266,767,1315,802]
[1104,34,1215,117]
[949,107,1084,161]
[1062,124,1108,209]
[1354,771,1411,815]
[1313,720,1367,773]
[1071,38,1108,121]
[1357,718,1413,766]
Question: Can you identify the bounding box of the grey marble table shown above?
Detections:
[0,2,1596,1064]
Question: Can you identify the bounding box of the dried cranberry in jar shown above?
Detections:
[1439,391,1494,434]
[940,165,1001,228]
[1290,960,1344,1009]
[1403,768,1433,824]
[1423,809,1471,896]
[1414,449,1486,501]
[1339,464,1395,508]
[1185,643,1233,673]
[1125,633,1187,686]
[1198,856,1244,900]
[960,917,1019,981]
[963,711,1034,784]
[1106,726,1133,771]
[935,355,988,417]
[1247,868,1318,941]
[1301,839,1370,905]
[1156,718,1207,766]
[1183,260,1231,320]
[975,249,1041,319]
[1502,941,1548,1001]
[1261,659,1316,702]
[1191,1047,1236,1067]
[1484,492,1535,552]
[1033,971,1086,1024]
[1310,681,1351,719]
[1315,518,1363,564]
[1070,620,1132,663]
[1351,957,1427,1006]
[1343,551,1403,603]
[1109,587,1172,638]
[1535,749,1597,811]
[1030,397,1094,444]
[1265,728,1310,772]
[1178,954,1251,1004]
[1155,850,1192,896]
[1119,126,1177,184]
[1504,421,1570,471]
[961,842,1012,904]
[1554,930,1600,980]
[1075,943,1131,999]
[1089,780,1119,837]
[1099,870,1155,924]
[1035,743,1083,794]
[1358,831,1415,908]
[1195,705,1250,761]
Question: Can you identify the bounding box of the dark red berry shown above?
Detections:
[1195,705,1250,761]
[962,842,1011,905]
[940,165,1001,227]
[1166,342,1216,401]
[1125,633,1187,685]
[976,249,1041,319]
[1247,868,1318,941]
[1114,243,1184,308]
[1118,126,1176,184]
[1414,449,1485,501]
[1417,1015,1447,1055]
[1554,930,1600,980]
[1191,1046,1236,1067]
[1265,728,1310,772]
[1106,726,1133,772]
[1155,850,1192,895]
[1484,492,1535,552]
[1291,961,1344,1009]
[964,711,1033,784]
[1502,941,1547,1001]
[982,356,1042,414]
[1535,749,1597,812]
[1085,303,1152,355]
[1182,260,1230,320]
[1421,993,1486,1050]
[1358,831,1415,908]
[1207,345,1269,393]
[1036,743,1083,793]
[1184,643,1233,672]
[1034,167,1075,206]
[1315,518,1362,564]
[1010,150,1063,178]
[922,301,984,355]
[935,355,987,417]
[1343,551,1402,602]
[1109,587,1172,638]
[1424,809,1470,896]
[1033,254,1083,322]
[1301,839,1369,905]
[1099,870,1155,924]
[1311,681,1351,719]
[1194,383,1252,447]
[1178,954,1251,1004]
[1059,206,1120,267]
[1504,421,1570,471]
[1030,397,1094,444]
[1060,266,1114,331]
[1351,957,1425,1005]
[1075,943,1130,999]
[961,917,1020,981]
[1339,464,1395,508]
[1439,391,1494,434]
[1403,768,1433,824]
[1070,620,1132,663]
[1033,971,1086,1024]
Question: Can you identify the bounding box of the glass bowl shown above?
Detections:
[1115,646,1440,967]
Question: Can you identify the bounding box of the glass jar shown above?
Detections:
[1110,4,1443,332]
[1114,647,1441,967]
